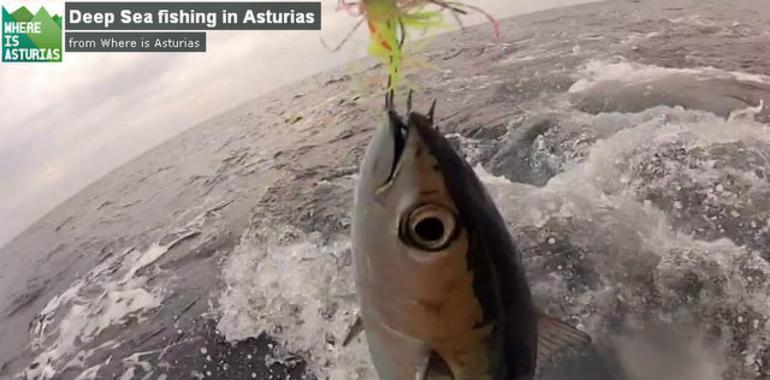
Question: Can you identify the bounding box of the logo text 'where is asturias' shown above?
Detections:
[2,5,63,62]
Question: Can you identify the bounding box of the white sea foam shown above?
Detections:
[475,103,770,377]
[569,59,770,93]
[119,350,163,380]
[21,230,198,380]
[217,229,373,379]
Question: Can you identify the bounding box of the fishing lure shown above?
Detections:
[326,0,499,92]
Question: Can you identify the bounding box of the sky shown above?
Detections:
[0,0,597,247]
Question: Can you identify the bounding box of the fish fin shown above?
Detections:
[428,99,437,125]
[417,351,453,380]
[407,89,414,114]
[385,84,395,111]
[536,313,592,366]
[342,315,364,347]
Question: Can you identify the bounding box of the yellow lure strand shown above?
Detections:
[362,0,444,91]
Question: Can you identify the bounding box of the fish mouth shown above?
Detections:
[383,109,409,186]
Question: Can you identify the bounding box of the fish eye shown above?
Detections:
[401,204,458,251]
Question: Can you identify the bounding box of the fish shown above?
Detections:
[350,94,591,380]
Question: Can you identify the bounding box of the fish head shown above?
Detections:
[353,105,470,303]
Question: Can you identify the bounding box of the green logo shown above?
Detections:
[2,5,62,62]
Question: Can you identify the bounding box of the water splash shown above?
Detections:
[21,230,198,380]
[569,59,770,94]
[217,228,373,379]
[476,102,770,378]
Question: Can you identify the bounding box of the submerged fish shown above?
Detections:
[351,95,591,380]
